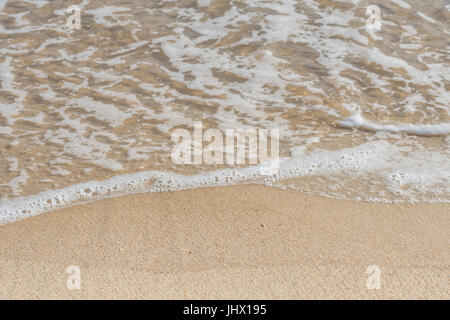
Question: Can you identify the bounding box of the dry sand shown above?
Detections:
[0,185,448,299]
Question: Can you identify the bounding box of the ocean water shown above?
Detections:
[0,0,449,224]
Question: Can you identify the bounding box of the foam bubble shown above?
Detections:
[338,114,450,136]
[1,140,448,225]
[0,0,448,224]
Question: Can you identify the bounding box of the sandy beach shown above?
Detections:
[0,185,448,299]
[0,0,449,303]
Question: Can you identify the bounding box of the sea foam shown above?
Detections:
[338,114,450,136]
[1,140,448,225]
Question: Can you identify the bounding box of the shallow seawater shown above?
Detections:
[0,0,449,222]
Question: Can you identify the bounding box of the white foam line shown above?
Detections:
[0,168,260,225]
[338,114,450,136]
[6,139,447,225]
[417,11,436,24]
[390,0,411,10]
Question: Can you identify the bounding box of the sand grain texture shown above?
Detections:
[0,185,448,299]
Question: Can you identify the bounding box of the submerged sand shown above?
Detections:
[0,185,448,299]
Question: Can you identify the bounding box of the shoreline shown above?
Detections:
[0,185,448,299]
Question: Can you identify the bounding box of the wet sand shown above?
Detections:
[0,185,448,299]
